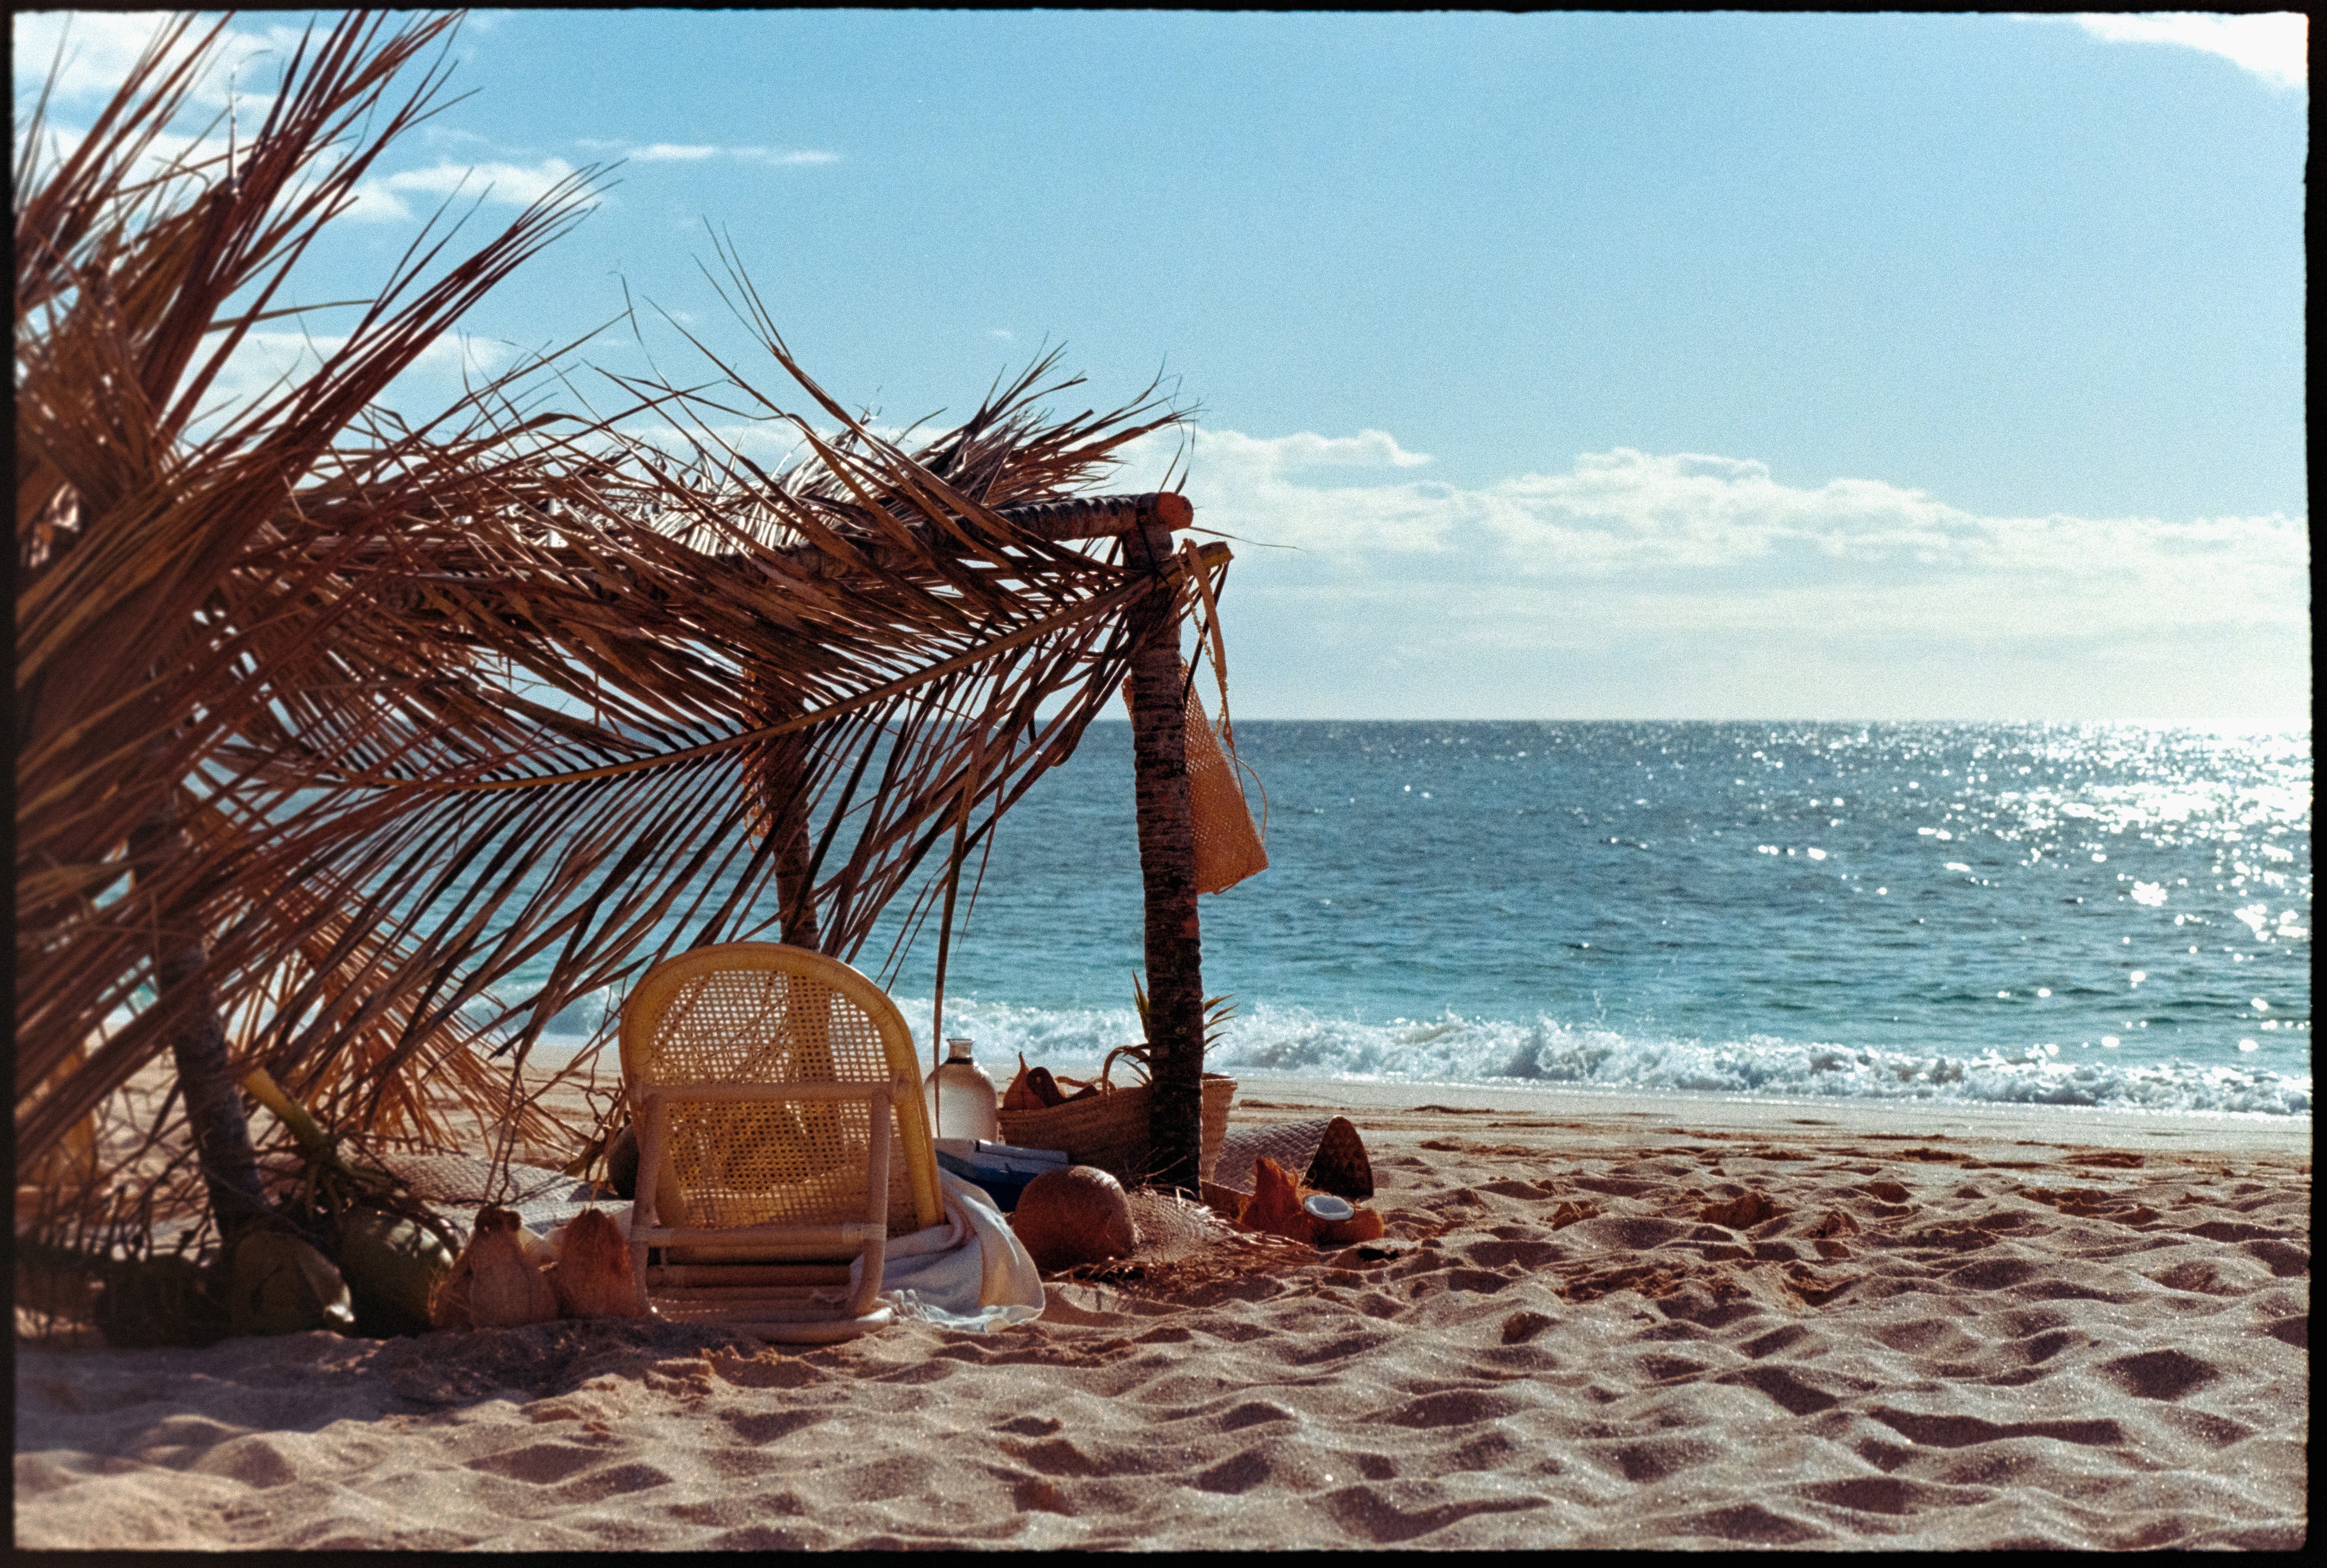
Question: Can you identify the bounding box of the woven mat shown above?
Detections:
[376,1151,579,1208]
[1210,1120,1335,1196]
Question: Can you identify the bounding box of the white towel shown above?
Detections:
[528,1176,1045,1333]
[853,1170,1046,1332]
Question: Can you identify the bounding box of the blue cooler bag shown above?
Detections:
[931,1139,1070,1213]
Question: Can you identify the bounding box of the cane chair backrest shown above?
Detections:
[619,942,941,1238]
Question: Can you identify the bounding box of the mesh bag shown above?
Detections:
[625,957,929,1236]
[1130,660,1267,895]
[1184,675,1268,895]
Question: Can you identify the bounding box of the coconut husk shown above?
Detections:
[1010,1167,1140,1271]
[228,1229,357,1337]
[430,1207,557,1331]
[1217,1156,1387,1250]
[548,1208,646,1320]
[337,1207,454,1337]
[1235,1156,1315,1243]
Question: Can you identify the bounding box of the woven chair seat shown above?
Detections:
[619,942,941,1342]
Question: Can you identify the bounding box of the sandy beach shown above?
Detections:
[13,1081,2308,1550]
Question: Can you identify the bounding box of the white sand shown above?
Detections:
[13,1080,2309,1549]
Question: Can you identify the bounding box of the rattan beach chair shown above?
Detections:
[619,942,943,1343]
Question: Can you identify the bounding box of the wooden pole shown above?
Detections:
[1123,505,1204,1191]
[761,725,821,951]
[126,781,271,1241]
[744,667,823,951]
[771,491,1193,577]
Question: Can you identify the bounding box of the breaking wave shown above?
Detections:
[883,996,2312,1118]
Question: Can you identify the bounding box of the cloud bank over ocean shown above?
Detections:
[1117,426,2309,721]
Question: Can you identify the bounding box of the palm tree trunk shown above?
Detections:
[126,787,270,1239]
[1125,523,1204,1191]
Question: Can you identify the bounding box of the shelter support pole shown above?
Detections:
[1124,511,1204,1191]
[751,686,822,951]
[765,729,822,951]
[126,781,270,1240]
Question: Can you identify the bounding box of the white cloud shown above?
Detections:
[187,330,524,425]
[735,148,840,166]
[595,409,827,466]
[1115,427,1448,553]
[2065,12,2308,90]
[1236,429,1434,471]
[11,15,307,200]
[347,157,587,222]
[14,119,231,193]
[13,17,595,231]
[13,118,572,236]
[1110,425,2310,688]
[12,12,296,111]
[576,139,840,167]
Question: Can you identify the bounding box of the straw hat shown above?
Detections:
[1041,1184,1321,1296]
[1029,1116,1383,1295]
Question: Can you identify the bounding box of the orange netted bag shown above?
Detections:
[1130,660,1267,896]
[1182,672,1267,895]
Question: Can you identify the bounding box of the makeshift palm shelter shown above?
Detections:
[13,13,1263,1336]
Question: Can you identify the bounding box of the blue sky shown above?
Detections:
[16,11,2310,722]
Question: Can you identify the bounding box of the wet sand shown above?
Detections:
[13,1082,2309,1549]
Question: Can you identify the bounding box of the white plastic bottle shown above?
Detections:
[925,1036,999,1143]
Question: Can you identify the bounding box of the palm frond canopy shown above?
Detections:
[14,13,1215,1250]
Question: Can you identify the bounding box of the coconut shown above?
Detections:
[549,1208,646,1320]
[430,1206,557,1331]
[1009,1165,1141,1271]
[229,1229,356,1337]
[1236,1157,1321,1245]
[337,1207,453,1337]
[1235,1157,1386,1247]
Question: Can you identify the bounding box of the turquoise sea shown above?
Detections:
[543,722,2311,1118]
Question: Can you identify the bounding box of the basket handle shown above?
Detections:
[1048,1044,1154,1098]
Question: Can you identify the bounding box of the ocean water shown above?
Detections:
[542,722,2311,1119]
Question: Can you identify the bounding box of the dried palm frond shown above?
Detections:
[15,13,1211,1268]
[16,13,611,1224]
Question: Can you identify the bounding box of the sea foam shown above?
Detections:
[525,986,2308,1116]
[897,996,2314,1118]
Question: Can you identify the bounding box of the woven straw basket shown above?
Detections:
[1181,678,1267,896]
[996,1067,1236,1187]
[1125,661,1266,897]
